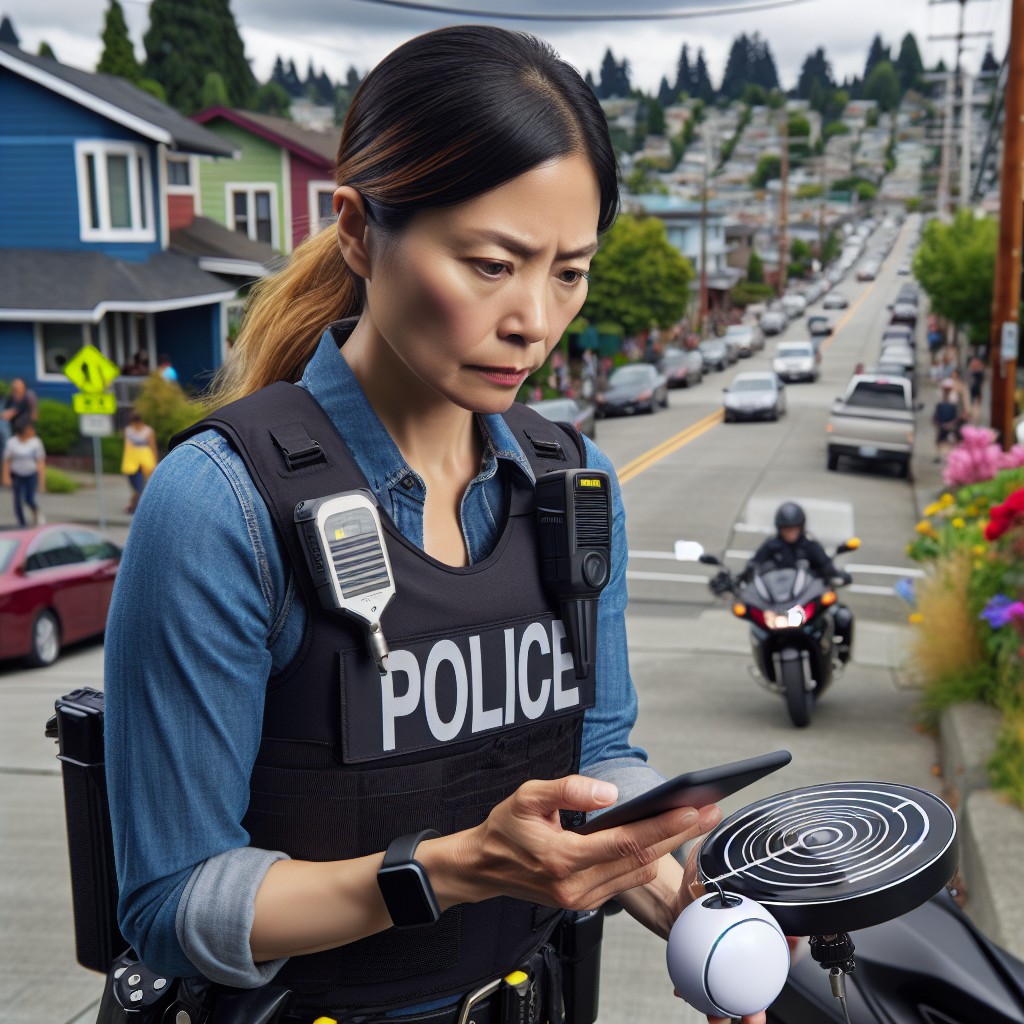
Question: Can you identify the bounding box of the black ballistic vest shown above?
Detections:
[179,382,595,1016]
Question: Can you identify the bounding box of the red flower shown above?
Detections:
[985,487,1024,541]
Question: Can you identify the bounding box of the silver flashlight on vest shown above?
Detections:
[295,491,396,675]
[535,468,613,680]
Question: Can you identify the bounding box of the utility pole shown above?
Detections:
[989,0,1023,447]
[699,146,709,338]
[930,0,996,209]
[935,72,955,217]
[777,113,789,297]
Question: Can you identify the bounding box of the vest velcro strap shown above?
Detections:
[270,423,327,470]
[521,429,567,463]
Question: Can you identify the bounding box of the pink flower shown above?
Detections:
[943,428,1024,487]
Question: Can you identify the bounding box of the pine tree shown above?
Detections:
[694,49,714,102]
[657,75,675,107]
[97,0,141,84]
[980,44,1000,75]
[796,47,835,102]
[0,15,19,46]
[720,34,749,101]
[143,0,256,114]
[38,41,56,59]
[864,35,890,82]
[270,56,288,90]
[346,65,361,91]
[584,69,597,94]
[285,59,302,96]
[864,60,900,112]
[750,33,780,93]
[674,44,692,98]
[895,33,924,94]
[598,48,618,99]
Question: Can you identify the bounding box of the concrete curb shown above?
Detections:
[939,703,1024,960]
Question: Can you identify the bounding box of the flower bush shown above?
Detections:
[943,425,1024,488]
[907,465,1024,809]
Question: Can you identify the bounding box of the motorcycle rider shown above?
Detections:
[724,502,854,663]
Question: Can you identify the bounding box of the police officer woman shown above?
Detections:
[104,26,763,1024]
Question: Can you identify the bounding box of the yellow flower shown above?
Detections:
[924,502,941,517]
[972,544,987,556]
[952,517,965,529]
[915,520,932,534]
[909,612,925,624]
[966,505,979,517]
[940,493,955,508]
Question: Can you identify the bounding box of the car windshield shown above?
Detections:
[700,341,723,352]
[846,382,909,409]
[725,327,751,337]
[531,400,575,420]
[0,538,17,572]
[777,345,812,358]
[662,352,687,367]
[730,378,773,392]
[609,365,653,386]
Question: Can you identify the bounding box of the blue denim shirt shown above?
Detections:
[104,327,660,987]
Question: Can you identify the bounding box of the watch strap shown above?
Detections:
[382,829,440,869]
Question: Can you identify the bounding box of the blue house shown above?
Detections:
[0,43,245,403]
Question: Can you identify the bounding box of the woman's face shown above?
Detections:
[359,153,602,414]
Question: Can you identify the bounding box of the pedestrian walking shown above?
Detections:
[103,25,759,1024]
[933,381,961,463]
[2,420,46,526]
[120,413,158,513]
[967,352,986,422]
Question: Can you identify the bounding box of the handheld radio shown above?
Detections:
[535,468,613,679]
[295,491,397,674]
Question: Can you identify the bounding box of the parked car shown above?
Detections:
[877,343,915,375]
[660,347,704,388]
[0,525,121,667]
[856,260,879,282]
[866,362,917,397]
[882,324,915,349]
[722,371,787,422]
[595,362,669,417]
[723,323,760,357]
[772,340,819,383]
[826,373,916,478]
[526,396,597,439]
[760,309,788,336]
[781,293,807,319]
[890,302,918,327]
[698,338,728,372]
[823,291,849,310]
[807,315,833,338]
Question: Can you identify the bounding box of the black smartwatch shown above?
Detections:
[377,829,442,927]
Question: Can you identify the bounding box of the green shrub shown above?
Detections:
[101,434,122,474]
[44,466,79,493]
[36,399,79,455]
[133,374,209,454]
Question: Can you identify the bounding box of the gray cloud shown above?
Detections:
[4,0,1009,93]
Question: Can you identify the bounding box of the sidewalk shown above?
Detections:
[1,467,135,537]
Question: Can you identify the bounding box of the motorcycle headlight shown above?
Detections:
[765,607,806,629]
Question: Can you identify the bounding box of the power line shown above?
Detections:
[341,0,822,21]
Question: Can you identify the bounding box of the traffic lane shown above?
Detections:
[596,643,939,1024]
[0,643,105,1024]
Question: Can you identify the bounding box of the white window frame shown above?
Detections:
[35,322,90,382]
[225,182,279,250]
[307,179,337,236]
[165,154,197,196]
[75,140,156,242]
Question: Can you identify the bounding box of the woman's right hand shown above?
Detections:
[420,775,706,913]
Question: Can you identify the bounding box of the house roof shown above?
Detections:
[0,44,237,158]
[170,216,286,279]
[194,106,337,168]
[0,249,236,321]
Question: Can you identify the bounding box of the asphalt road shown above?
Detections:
[0,218,945,1024]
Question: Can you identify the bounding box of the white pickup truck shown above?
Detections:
[825,374,917,478]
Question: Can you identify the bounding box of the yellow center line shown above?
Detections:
[615,276,883,485]
[617,409,724,484]
[819,277,881,354]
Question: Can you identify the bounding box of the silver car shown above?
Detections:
[723,323,760,357]
[760,310,788,336]
[772,340,818,383]
[722,372,787,422]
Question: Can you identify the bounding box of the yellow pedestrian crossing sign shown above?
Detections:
[63,345,120,394]
[72,391,117,415]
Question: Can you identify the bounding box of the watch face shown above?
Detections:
[378,863,441,927]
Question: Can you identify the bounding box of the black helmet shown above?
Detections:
[775,501,806,530]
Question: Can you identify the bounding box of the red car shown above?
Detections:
[0,524,121,667]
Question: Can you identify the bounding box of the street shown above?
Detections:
[0,222,946,1024]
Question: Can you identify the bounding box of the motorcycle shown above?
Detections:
[676,539,858,727]
[769,886,1024,1023]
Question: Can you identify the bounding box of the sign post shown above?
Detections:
[63,346,121,529]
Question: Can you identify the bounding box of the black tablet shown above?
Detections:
[570,750,792,835]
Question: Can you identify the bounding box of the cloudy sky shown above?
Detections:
[3,0,1011,95]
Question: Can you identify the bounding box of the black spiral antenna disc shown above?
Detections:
[698,781,959,935]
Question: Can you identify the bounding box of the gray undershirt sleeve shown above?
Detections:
[176,848,291,987]
[582,757,667,821]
